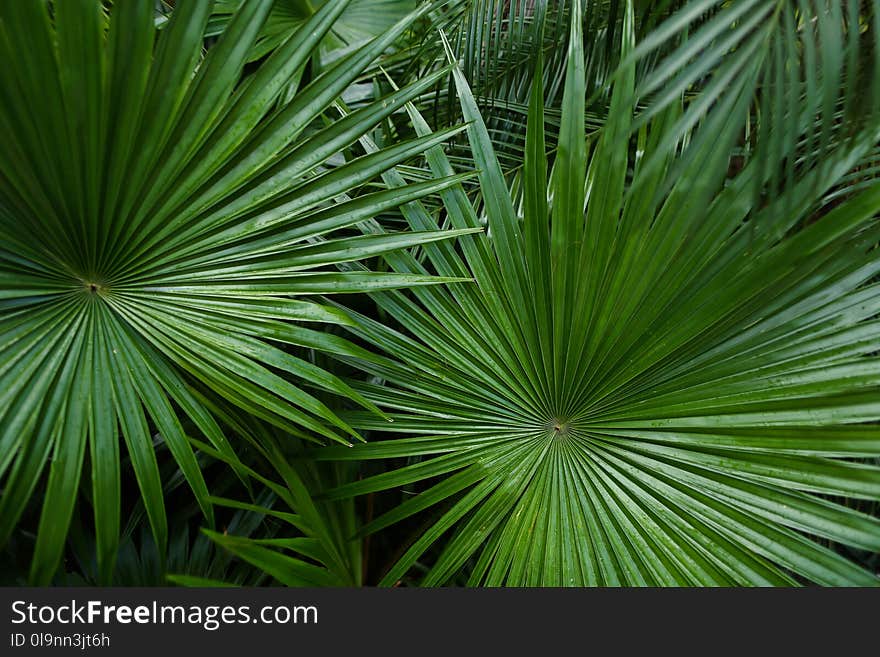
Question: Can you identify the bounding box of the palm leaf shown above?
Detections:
[401,0,708,183]
[0,0,470,584]
[184,414,364,587]
[319,0,880,586]
[207,0,417,64]
[53,451,273,587]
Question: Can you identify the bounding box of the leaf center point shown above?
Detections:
[548,418,572,438]
[83,280,108,297]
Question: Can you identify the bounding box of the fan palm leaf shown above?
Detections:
[403,0,707,182]
[0,0,472,584]
[318,1,880,585]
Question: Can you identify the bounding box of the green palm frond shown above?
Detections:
[184,414,364,587]
[318,1,880,585]
[402,0,700,181]
[0,0,472,585]
[57,462,272,587]
[625,0,880,204]
[403,0,618,178]
[207,0,417,64]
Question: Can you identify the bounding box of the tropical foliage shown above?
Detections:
[1,0,878,587]
[0,0,469,584]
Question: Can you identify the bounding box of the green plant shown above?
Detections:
[0,0,470,584]
[207,0,417,64]
[1,0,879,589]
[315,1,880,585]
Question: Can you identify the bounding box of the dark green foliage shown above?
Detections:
[1,0,878,587]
